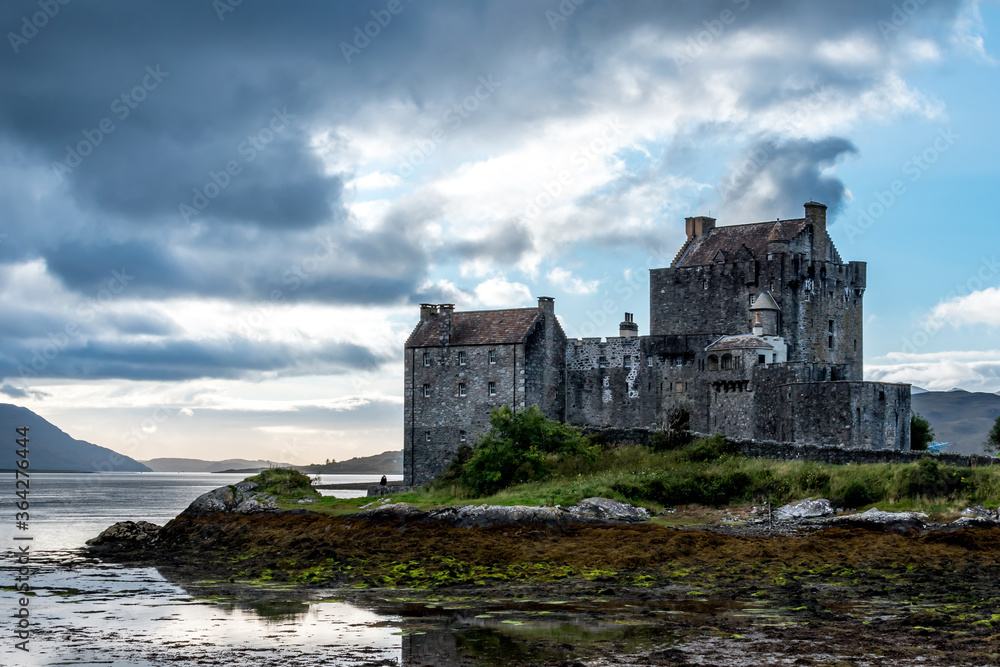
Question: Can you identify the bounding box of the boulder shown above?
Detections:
[86,520,161,550]
[567,497,650,523]
[950,516,1000,528]
[961,505,999,520]
[181,481,279,516]
[813,507,928,534]
[774,498,836,522]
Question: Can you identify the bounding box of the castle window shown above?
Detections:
[624,356,632,369]
[854,340,857,351]
[422,383,431,397]
[721,354,734,370]
[675,357,683,367]
[459,382,466,397]
[459,351,467,365]
[425,431,431,442]
[758,354,766,365]
[646,357,653,367]
[707,355,719,371]
[828,336,834,349]
[423,352,431,367]
[488,381,496,396]
[749,294,756,307]
[460,431,467,443]
[828,320,835,333]
[488,349,497,364]
[598,355,608,367]
[674,382,683,393]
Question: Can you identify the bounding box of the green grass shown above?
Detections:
[298,437,1000,520]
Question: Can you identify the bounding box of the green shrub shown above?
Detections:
[679,434,734,462]
[911,413,934,451]
[458,406,593,497]
[832,478,878,508]
[892,457,964,498]
[245,468,319,500]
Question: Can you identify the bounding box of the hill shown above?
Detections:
[298,450,402,474]
[142,458,295,473]
[911,390,1000,455]
[0,404,150,472]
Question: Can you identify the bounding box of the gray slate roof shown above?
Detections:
[706,335,775,352]
[405,308,542,348]
[673,218,809,268]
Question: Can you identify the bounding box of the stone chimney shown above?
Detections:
[752,313,764,338]
[537,296,554,315]
[619,312,639,338]
[804,202,827,233]
[419,304,438,321]
[438,304,454,344]
[685,215,716,241]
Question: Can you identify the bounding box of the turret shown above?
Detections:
[749,291,780,336]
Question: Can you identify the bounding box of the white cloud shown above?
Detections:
[930,286,1000,328]
[347,171,402,191]
[867,349,1000,392]
[472,275,533,308]
[547,267,600,295]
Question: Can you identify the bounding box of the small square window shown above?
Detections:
[423,352,430,367]
[488,381,496,396]
[624,356,632,369]
[422,383,431,397]
[458,382,466,397]
[488,349,497,364]
[675,357,683,367]
[458,351,467,365]
[646,357,653,367]
[460,431,467,443]
[674,382,684,393]
[758,354,766,365]
[424,431,431,442]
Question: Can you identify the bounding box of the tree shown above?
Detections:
[458,405,592,496]
[910,413,934,451]
[985,416,1000,455]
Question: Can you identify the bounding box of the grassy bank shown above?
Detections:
[295,436,1000,521]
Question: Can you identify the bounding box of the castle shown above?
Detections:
[403,202,912,486]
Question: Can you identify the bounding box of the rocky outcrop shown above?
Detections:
[85,520,161,551]
[352,498,650,528]
[181,481,279,516]
[774,498,836,521]
[809,507,929,534]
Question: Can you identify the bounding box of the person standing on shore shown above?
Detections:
[380,475,387,488]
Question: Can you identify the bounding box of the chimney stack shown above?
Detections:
[685,215,716,241]
[537,296,554,315]
[419,304,437,321]
[752,313,764,338]
[438,304,454,344]
[804,201,827,233]
[619,312,639,338]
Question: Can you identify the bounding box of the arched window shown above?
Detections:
[721,354,734,370]
[707,355,719,371]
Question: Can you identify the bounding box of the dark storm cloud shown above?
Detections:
[719,137,860,220]
[0,383,48,400]
[1,334,386,382]
[0,0,974,382]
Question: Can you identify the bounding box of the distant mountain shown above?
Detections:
[910,386,928,395]
[142,458,295,473]
[299,450,402,474]
[911,391,1000,456]
[0,404,151,472]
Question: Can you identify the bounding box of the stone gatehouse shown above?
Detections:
[404,202,911,485]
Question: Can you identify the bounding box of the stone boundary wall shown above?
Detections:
[584,427,998,468]
[367,485,414,497]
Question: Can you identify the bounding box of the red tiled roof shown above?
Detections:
[405,308,542,348]
[672,218,809,268]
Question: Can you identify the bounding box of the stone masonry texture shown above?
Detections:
[404,203,912,485]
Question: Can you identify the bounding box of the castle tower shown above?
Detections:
[749,292,780,336]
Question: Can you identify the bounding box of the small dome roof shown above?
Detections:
[749,291,780,311]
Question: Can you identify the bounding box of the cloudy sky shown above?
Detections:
[1,0,998,464]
